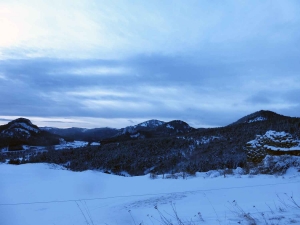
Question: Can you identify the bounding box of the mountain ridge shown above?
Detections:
[2,110,299,144]
[1,110,300,176]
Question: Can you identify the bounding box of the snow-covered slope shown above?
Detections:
[0,163,299,225]
[246,130,300,162]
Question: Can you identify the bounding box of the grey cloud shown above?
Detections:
[245,93,274,105]
[1,50,300,127]
[1,1,300,128]
[279,104,300,119]
[0,118,11,122]
[0,58,126,89]
[41,120,77,124]
[282,90,300,104]
[245,87,300,106]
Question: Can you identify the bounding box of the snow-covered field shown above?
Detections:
[0,163,300,225]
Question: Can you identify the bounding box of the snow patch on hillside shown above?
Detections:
[1,128,31,138]
[247,130,300,152]
[10,122,39,133]
[14,128,30,135]
[176,136,221,146]
[166,124,174,129]
[54,141,89,150]
[196,136,221,145]
[130,133,140,138]
[90,142,100,146]
[248,116,266,123]
[122,120,165,134]
[139,120,164,127]
[264,145,300,151]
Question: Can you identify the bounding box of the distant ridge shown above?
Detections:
[229,110,288,126]
[1,110,300,175]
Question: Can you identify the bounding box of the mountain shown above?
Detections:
[0,118,40,138]
[2,110,300,175]
[0,118,60,150]
[120,119,195,136]
[119,119,165,134]
[184,110,300,169]
[40,127,119,142]
[100,119,195,144]
[156,120,195,134]
[42,119,195,143]
[230,110,288,125]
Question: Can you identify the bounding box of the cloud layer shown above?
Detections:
[1,1,300,128]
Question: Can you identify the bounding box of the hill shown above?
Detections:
[1,110,300,175]
[230,110,288,125]
[0,118,60,150]
[41,119,195,143]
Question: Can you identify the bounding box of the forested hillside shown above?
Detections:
[1,110,300,175]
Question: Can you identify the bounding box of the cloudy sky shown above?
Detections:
[0,0,300,128]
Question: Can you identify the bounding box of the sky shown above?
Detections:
[0,0,300,129]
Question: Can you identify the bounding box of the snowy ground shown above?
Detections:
[0,163,300,225]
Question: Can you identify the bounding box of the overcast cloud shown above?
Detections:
[0,0,300,128]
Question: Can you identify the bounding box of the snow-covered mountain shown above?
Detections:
[41,119,195,142]
[119,119,194,136]
[230,110,288,125]
[159,120,195,134]
[1,110,300,175]
[0,118,60,150]
[120,119,165,134]
[0,118,40,139]
[102,119,196,143]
